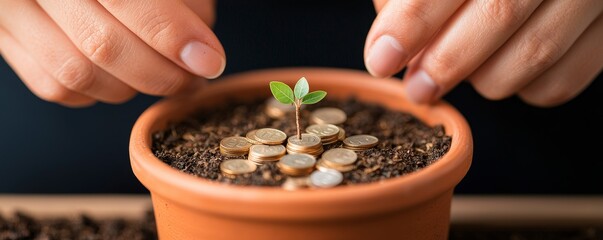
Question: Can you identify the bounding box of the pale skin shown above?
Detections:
[0,1,601,108]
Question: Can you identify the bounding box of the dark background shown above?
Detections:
[1,0,601,194]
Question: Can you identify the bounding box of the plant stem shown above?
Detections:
[295,103,301,139]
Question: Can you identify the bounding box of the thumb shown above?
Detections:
[99,0,225,79]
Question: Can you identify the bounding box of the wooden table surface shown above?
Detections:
[1,195,602,227]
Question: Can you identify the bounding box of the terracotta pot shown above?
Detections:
[129,68,473,240]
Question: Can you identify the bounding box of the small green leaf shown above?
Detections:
[269,81,294,104]
[294,77,309,99]
[301,90,327,104]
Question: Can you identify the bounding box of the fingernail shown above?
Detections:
[405,69,438,104]
[366,35,407,78]
[180,41,225,79]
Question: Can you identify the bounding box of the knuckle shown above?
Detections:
[35,81,73,103]
[141,9,178,47]
[519,83,576,108]
[54,57,95,92]
[80,25,122,65]
[478,1,524,28]
[472,81,512,101]
[521,34,563,73]
[424,50,463,79]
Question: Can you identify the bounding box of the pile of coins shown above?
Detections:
[317,148,358,172]
[286,133,324,158]
[217,102,380,190]
[305,124,340,145]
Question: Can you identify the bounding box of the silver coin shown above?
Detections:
[309,169,343,188]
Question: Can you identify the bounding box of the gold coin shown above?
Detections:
[254,128,287,145]
[245,130,263,144]
[287,133,322,147]
[343,135,379,149]
[249,144,286,158]
[279,154,316,170]
[265,98,295,119]
[316,159,356,172]
[310,107,347,125]
[220,159,257,175]
[220,136,252,151]
[306,124,340,137]
[338,127,346,141]
[322,148,357,166]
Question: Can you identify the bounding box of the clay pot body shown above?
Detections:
[130,68,473,240]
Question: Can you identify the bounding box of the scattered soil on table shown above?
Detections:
[152,98,452,186]
[0,211,157,240]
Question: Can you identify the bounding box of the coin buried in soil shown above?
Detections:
[322,148,357,166]
[343,135,379,150]
[220,136,252,150]
[306,124,340,137]
[220,159,257,175]
[309,169,343,188]
[310,107,347,125]
[254,128,287,145]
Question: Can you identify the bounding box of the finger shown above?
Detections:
[364,0,465,78]
[469,0,603,100]
[0,29,95,107]
[0,1,136,104]
[402,0,542,103]
[37,0,194,96]
[98,0,225,78]
[183,0,217,27]
[518,14,603,107]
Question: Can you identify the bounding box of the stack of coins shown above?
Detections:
[310,107,347,125]
[309,169,343,188]
[343,135,379,151]
[253,128,287,145]
[305,124,340,145]
[265,98,296,119]
[277,153,316,176]
[337,127,346,141]
[220,159,257,178]
[317,148,357,172]
[219,136,252,157]
[248,144,286,165]
[286,133,324,157]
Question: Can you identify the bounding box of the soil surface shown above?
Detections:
[152,98,452,186]
[0,211,157,240]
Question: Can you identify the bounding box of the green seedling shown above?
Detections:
[269,77,327,139]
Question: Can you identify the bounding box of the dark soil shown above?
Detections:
[152,98,452,186]
[0,211,157,240]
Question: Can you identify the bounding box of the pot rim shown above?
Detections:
[130,67,473,220]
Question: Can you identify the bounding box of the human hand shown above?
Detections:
[365,0,603,107]
[0,0,224,107]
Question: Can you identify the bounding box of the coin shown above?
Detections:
[343,135,379,150]
[282,177,310,191]
[305,124,340,144]
[248,144,286,164]
[310,107,347,125]
[322,148,357,166]
[245,130,263,145]
[309,169,343,188]
[220,159,257,175]
[219,136,252,156]
[254,128,287,145]
[337,127,346,141]
[316,159,356,172]
[287,133,321,148]
[278,154,316,176]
